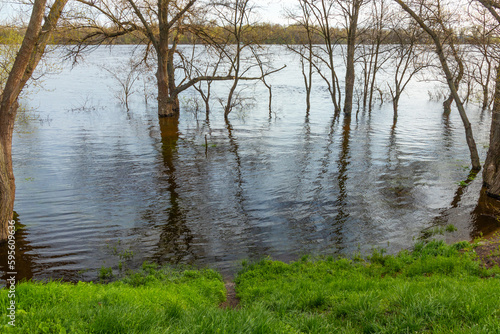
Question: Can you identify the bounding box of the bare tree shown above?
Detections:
[435,3,466,115]
[286,0,315,113]
[286,0,366,115]
[102,60,141,111]
[395,0,481,171]
[387,9,429,122]
[468,2,498,109]
[309,0,342,113]
[74,0,278,119]
[211,0,258,118]
[250,46,284,117]
[358,0,391,112]
[181,42,226,119]
[1,0,68,242]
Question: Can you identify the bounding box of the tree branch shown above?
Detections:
[174,65,286,94]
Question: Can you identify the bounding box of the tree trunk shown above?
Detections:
[446,68,481,171]
[393,94,399,122]
[156,0,180,118]
[225,76,239,118]
[0,103,17,241]
[483,65,500,198]
[482,85,489,110]
[368,40,381,112]
[343,1,361,116]
[306,47,312,113]
[0,0,47,242]
[157,50,179,117]
[157,93,179,118]
[443,94,453,114]
[443,42,463,115]
[344,41,356,115]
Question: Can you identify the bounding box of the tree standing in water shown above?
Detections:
[395,0,481,172]
[74,0,278,118]
[341,0,365,116]
[0,0,68,241]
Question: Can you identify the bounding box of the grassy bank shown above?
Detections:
[2,240,500,333]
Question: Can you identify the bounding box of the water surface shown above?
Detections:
[1,45,496,282]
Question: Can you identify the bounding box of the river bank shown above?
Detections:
[1,239,500,333]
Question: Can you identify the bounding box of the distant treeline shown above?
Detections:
[0,23,475,46]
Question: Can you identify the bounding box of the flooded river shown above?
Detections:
[1,45,497,282]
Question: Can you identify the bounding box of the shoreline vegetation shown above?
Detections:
[2,238,500,333]
[0,24,481,46]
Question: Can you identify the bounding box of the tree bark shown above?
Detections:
[157,0,180,118]
[157,53,179,118]
[343,0,361,116]
[443,93,453,114]
[392,93,400,122]
[483,65,500,198]
[0,0,47,242]
[0,103,17,241]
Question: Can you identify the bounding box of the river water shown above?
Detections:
[1,45,497,282]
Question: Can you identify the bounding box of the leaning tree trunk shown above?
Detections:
[443,93,453,114]
[0,0,47,242]
[483,65,500,198]
[443,42,463,115]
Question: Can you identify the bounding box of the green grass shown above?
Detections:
[235,240,500,333]
[0,263,225,333]
[2,241,500,333]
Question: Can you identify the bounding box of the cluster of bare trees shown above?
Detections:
[285,0,500,197]
[67,0,282,119]
[4,0,500,241]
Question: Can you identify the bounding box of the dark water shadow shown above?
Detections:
[330,114,352,247]
[0,213,38,286]
[470,188,500,239]
[225,119,247,217]
[144,118,196,265]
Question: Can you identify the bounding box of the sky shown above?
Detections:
[255,0,297,24]
[0,0,298,25]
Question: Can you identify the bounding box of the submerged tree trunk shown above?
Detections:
[483,84,490,110]
[483,66,500,198]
